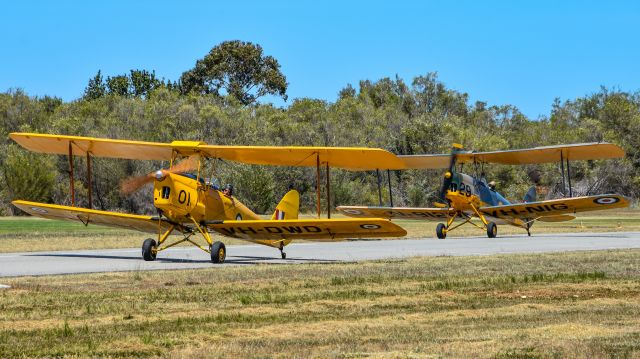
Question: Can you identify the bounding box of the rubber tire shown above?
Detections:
[436,223,447,239]
[142,238,157,261]
[210,241,226,264]
[281,251,286,259]
[487,222,498,238]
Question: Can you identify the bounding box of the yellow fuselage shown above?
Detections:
[153,173,260,224]
[152,173,290,249]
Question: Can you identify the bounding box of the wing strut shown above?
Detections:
[326,162,331,219]
[387,169,394,207]
[316,153,321,218]
[560,151,566,196]
[567,156,573,197]
[68,142,75,207]
[87,151,92,209]
[376,169,383,206]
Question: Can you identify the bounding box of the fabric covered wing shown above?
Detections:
[479,194,629,220]
[12,200,174,234]
[336,206,453,220]
[10,133,176,160]
[206,218,406,241]
[397,143,624,169]
[197,146,405,170]
[10,133,405,170]
[459,143,624,165]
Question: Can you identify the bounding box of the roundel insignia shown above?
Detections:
[594,197,619,205]
[343,209,364,215]
[30,207,48,214]
[360,224,381,230]
[235,214,242,221]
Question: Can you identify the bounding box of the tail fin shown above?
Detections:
[271,190,300,220]
[524,186,536,203]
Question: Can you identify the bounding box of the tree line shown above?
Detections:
[1,42,638,216]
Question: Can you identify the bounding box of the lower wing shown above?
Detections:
[337,206,453,220]
[12,200,174,234]
[479,194,629,221]
[205,218,407,241]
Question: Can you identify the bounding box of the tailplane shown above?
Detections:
[272,189,300,220]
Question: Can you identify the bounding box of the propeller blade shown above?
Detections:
[120,173,154,194]
[437,144,463,204]
[120,155,200,194]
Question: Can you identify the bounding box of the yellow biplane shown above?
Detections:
[338,143,630,238]
[9,133,407,263]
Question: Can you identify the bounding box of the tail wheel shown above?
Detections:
[487,222,497,238]
[436,223,447,239]
[142,238,157,261]
[210,241,226,264]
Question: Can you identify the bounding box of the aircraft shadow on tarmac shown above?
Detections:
[25,253,339,265]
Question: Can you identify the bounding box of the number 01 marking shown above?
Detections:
[178,190,191,205]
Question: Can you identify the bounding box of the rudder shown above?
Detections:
[272,190,299,220]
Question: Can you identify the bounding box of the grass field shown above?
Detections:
[1,209,640,253]
[0,249,638,357]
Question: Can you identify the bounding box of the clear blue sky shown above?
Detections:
[2,0,639,119]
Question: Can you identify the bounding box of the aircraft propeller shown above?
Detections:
[120,155,199,194]
[434,143,463,208]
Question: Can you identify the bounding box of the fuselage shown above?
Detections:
[445,172,527,228]
[153,172,260,224]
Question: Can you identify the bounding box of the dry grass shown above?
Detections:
[0,249,639,357]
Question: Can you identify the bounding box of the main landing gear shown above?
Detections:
[142,238,157,261]
[486,221,497,238]
[210,241,226,263]
[141,218,228,264]
[279,242,287,259]
[434,205,498,239]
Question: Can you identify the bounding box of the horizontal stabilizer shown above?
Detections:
[537,214,576,222]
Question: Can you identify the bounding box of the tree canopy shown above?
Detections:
[179,40,288,105]
[2,41,639,216]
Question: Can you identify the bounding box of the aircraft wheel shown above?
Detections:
[142,238,157,261]
[281,251,286,259]
[487,222,498,238]
[436,223,447,239]
[210,241,226,264]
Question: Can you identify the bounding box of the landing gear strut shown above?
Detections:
[279,242,286,259]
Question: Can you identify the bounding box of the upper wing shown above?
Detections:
[479,194,629,220]
[206,218,407,241]
[398,143,624,169]
[395,154,451,169]
[9,133,404,170]
[9,133,177,160]
[197,145,405,170]
[337,206,453,220]
[11,200,175,234]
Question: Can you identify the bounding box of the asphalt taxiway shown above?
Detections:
[1,231,640,277]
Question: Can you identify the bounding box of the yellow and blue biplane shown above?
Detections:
[9,133,407,263]
[338,143,630,238]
